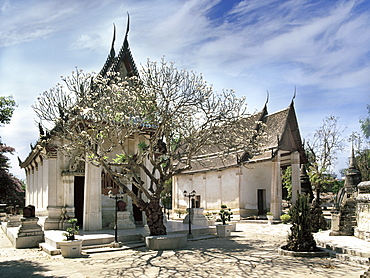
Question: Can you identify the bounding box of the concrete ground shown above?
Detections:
[0,222,367,278]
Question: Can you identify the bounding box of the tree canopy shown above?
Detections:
[33,59,264,235]
[306,115,345,198]
[0,95,24,205]
[0,95,17,126]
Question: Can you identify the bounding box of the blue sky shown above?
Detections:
[1,0,369,179]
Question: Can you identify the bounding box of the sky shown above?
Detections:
[0,0,369,180]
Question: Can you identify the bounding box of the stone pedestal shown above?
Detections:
[6,214,21,227]
[355,181,370,241]
[183,208,208,226]
[116,211,135,229]
[15,217,44,248]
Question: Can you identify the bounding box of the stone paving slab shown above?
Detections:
[0,222,368,277]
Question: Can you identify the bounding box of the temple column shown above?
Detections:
[60,174,75,229]
[36,157,43,211]
[270,151,282,219]
[291,151,301,204]
[83,162,102,231]
[43,151,62,230]
[30,163,35,206]
[25,168,31,206]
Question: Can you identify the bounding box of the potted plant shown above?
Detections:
[266,212,274,224]
[216,205,232,237]
[59,218,83,258]
[204,211,216,226]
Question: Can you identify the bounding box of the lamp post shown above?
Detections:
[108,190,123,247]
[163,193,171,220]
[183,190,196,239]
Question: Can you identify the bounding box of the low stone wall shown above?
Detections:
[145,234,187,250]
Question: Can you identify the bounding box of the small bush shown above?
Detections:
[280,214,291,224]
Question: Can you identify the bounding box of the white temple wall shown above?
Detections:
[240,161,272,217]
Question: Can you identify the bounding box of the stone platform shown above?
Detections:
[40,220,216,255]
[314,230,370,266]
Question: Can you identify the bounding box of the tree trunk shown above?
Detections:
[145,198,167,236]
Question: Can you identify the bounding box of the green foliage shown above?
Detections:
[282,166,292,200]
[285,194,317,252]
[113,153,127,163]
[62,218,79,241]
[175,209,186,218]
[355,148,370,181]
[331,179,345,194]
[219,205,233,225]
[360,104,370,139]
[280,214,291,224]
[0,95,17,126]
[138,142,149,152]
[310,199,327,232]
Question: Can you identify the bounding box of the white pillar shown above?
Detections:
[43,153,63,230]
[36,157,43,211]
[30,163,35,206]
[83,162,102,231]
[291,151,301,204]
[270,151,282,219]
[24,168,29,206]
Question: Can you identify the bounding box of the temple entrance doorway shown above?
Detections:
[74,176,85,226]
[132,185,143,225]
[258,189,266,215]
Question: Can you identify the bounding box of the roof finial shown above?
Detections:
[123,12,130,49]
[291,86,296,105]
[265,90,269,106]
[110,23,116,57]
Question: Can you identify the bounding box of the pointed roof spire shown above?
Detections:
[291,86,296,106]
[263,90,269,111]
[123,12,130,49]
[110,23,116,58]
[349,142,356,169]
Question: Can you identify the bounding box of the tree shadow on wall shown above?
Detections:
[0,259,65,278]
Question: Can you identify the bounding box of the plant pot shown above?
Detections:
[207,219,215,226]
[216,224,232,237]
[267,215,273,225]
[59,239,83,258]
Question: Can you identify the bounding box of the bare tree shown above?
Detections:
[33,59,263,235]
[306,115,346,198]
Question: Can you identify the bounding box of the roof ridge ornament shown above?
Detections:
[110,23,116,57]
[291,86,296,105]
[265,90,269,107]
[123,12,130,49]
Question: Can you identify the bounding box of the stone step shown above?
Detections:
[40,240,146,255]
[39,242,61,255]
[82,240,145,254]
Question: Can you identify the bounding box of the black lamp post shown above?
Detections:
[183,190,196,239]
[108,190,123,247]
[163,193,171,220]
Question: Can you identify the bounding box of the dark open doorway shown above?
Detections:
[132,185,143,225]
[257,189,266,215]
[74,176,85,226]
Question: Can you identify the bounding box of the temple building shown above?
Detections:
[20,22,142,231]
[20,21,307,232]
[173,101,307,219]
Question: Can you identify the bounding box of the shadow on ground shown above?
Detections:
[0,259,64,278]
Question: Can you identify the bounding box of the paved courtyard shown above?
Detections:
[0,223,366,278]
